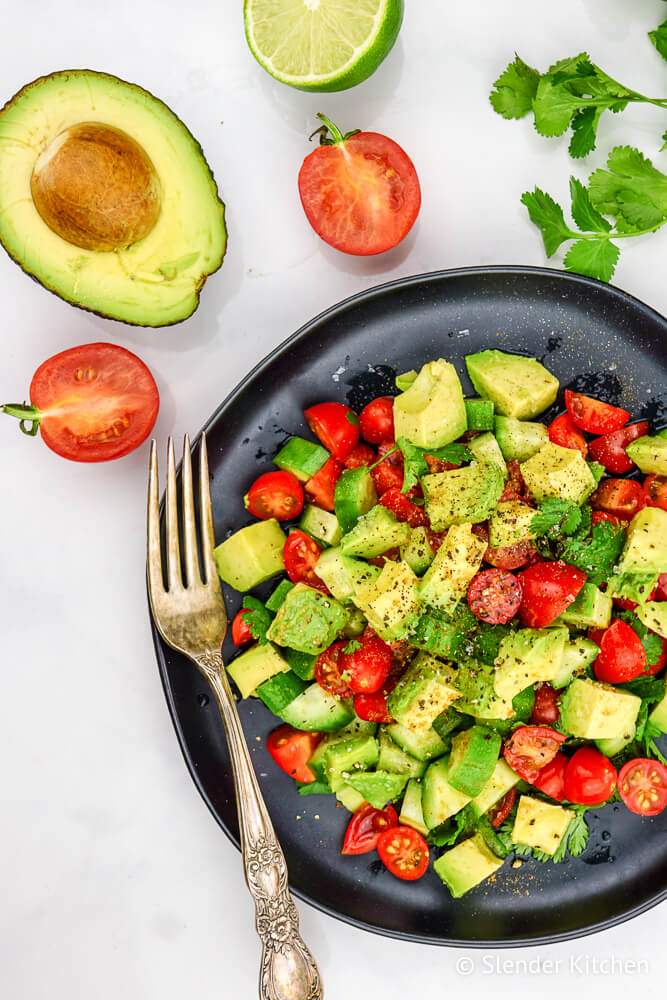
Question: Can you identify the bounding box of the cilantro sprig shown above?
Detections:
[521,147,667,283]
[496,805,590,864]
[491,53,667,157]
[530,498,583,539]
[397,437,471,494]
[558,517,625,585]
[241,596,273,644]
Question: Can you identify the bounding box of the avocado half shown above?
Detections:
[0,70,227,326]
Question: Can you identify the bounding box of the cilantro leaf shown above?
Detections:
[649,19,667,61]
[555,808,590,861]
[397,437,470,494]
[569,177,611,232]
[530,498,582,538]
[569,107,601,158]
[297,781,331,796]
[563,238,620,283]
[521,188,573,256]
[343,639,362,655]
[559,520,625,585]
[643,721,667,764]
[241,596,273,644]
[490,55,541,119]
[428,807,475,847]
[620,676,665,702]
[588,146,667,230]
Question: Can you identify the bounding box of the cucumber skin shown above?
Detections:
[448,726,502,797]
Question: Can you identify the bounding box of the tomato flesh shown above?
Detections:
[359,396,395,444]
[485,539,537,571]
[488,787,518,828]
[530,683,560,725]
[231,609,253,646]
[591,478,645,520]
[283,529,325,589]
[267,725,322,784]
[532,752,567,801]
[338,629,393,695]
[304,402,359,461]
[548,412,588,458]
[342,803,398,855]
[467,568,522,624]
[564,390,630,435]
[643,474,667,512]
[344,443,376,469]
[315,640,352,698]
[379,487,428,528]
[371,441,404,495]
[563,747,617,805]
[503,725,567,782]
[593,619,647,683]
[589,421,649,474]
[618,758,667,816]
[245,470,304,521]
[377,825,429,880]
[517,561,586,628]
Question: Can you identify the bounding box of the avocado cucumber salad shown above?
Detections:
[214,348,667,897]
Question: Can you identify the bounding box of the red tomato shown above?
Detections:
[503,725,567,782]
[231,609,253,646]
[643,474,667,512]
[353,690,392,722]
[618,758,667,816]
[424,454,459,473]
[533,752,567,801]
[592,510,621,527]
[517,561,586,628]
[589,421,650,474]
[485,539,537,571]
[305,456,343,511]
[339,630,393,695]
[488,788,518,829]
[371,441,404,495]
[530,683,560,725]
[245,470,304,521]
[499,460,531,503]
[359,396,395,444]
[564,747,617,805]
[377,825,429,881]
[593,619,647,683]
[267,725,322,784]
[315,640,351,698]
[564,390,630,435]
[304,402,359,461]
[341,803,398,855]
[548,412,588,458]
[344,443,376,469]
[283,529,325,589]
[467,568,522,624]
[298,119,421,256]
[591,478,645,521]
[3,342,159,462]
[379,487,428,528]
[656,574,667,601]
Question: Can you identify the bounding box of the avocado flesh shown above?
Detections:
[0,70,226,326]
[466,350,559,419]
[512,796,574,856]
[434,833,502,897]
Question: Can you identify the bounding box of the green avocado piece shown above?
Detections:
[552,637,599,689]
[512,796,574,856]
[422,462,504,529]
[560,678,641,740]
[265,579,295,613]
[626,435,667,475]
[649,689,667,733]
[520,442,596,503]
[464,398,495,432]
[617,508,667,574]
[227,642,290,700]
[345,771,409,810]
[494,415,549,462]
[267,582,348,655]
[339,505,411,559]
[606,572,659,606]
[419,523,487,614]
[323,733,380,792]
[434,833,504,897]
[400,525,436,575]
[465,350,559,419]
[314,547,380,603]
[494,627,568,703]
[393,359,467,449]
[422,758,472,828]
[637,601,667,639]
[447,726,501,797]
[387,652,461,732]
[385,723,448,762]
[335,786,366,812]
[214,519,286,591]
[0,70,226,326]
[557,582,612,629]
[470,759,520,817]
[353,560,420,640]
[256,671,308,714]
[488,500,536,548]
[467,432,508,477]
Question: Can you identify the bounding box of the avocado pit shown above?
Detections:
[30,122,162,252]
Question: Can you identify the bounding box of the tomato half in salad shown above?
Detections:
[563,747,617,805]
[517,561,586,628]
[593,619,647,683]
[377,825,429,881]
[359,396,395,444]
[564,390,630,435]
[304,402,359,461]
[338,629,394,695]
[267,726,322,784]
[589,421,649,474]
[503,725,567,782]
[342,804,398,855]
[283,530,326,589]
[548,412,588,458]
[591,478,646,521]
[245,470,304,521]
[618,758,667,816]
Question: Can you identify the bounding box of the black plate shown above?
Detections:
[152,266,667,947]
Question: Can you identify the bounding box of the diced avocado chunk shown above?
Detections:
[227,642,290,699]
[279,683,354,733]
[395,369,417,392]
[419,523,487,614]
[265,579,294,613]
[345,771,409,809]
[596,732,635,757]
[354,561,420,640]
[470,759,520,817]
[626,435,667,475]
[299,504,342,547]
[489,500,536,548]
[422,758,472,828]
[617,508,667,574]
[386,722,449,762]
[560,677,641,740]
[557,582,612,629]
[214,519,286,591]
[521,443,596,503]
[284,648,317,681]
[388,652,461,731]
[607,572,659,606]
[336,785,366,812]
[638,602,667,638]
[274,436,328,481]
[256,670,308,714]
[400,526,435,575]
[399,778,428,834]
[378,730,427,777]
[323,733,380,791]
[447,726,501,797]
[465,398,495,432]
[432,705,464,741]
[494,627,568,702]
[393,359,467,449]
[434,833,503,898]
[342,607,367,638]
[512,795,574,856]
[494,415,548,461]
[334,467,377,534]
[409,609,462,658]
[466,350,559,419]
[314,547,380,604]
[340,505,410,559]
[423,462,504,529]
[456,659,515,720]
[649,689,667,733]
[552,637,599,689]
[467,432,508,477]
[267,583,348,655]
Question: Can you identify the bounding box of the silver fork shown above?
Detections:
[147,434,323,1000]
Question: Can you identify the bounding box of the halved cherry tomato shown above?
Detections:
[2,342,159,462]
[467,568,522,624]
[485,539,537,571]
[283,529,325,589]
[342,803,398,855]
[354,690,392,722]
[656,574,667,601]
[564,390,630,435]
[643,474,667,512]
[593,619,647,683]
[298,117,421,256]
[488,787,518,829]
[344,443,376,469]
[245,470,304,521]
[548,412,588,458]
[589,421,650,474]
[517,561,586,628]
[503,725,567,782]
[592,510,621,527]
[532,752,567,801]
[377,825,429,881]
[339,629,393,695]
[267,725,322,784]
[591,478,645,521]
[305,456,343,511]
[315,640,351,698]
[359,396,395,444]
[618,758,667,816]
[530,683,560,725]
[564,747,617,805]
[304,401,359,461]
[379,487,428,528]
[424,454,459,473]
[231,609,253,646]
[371,441,404,495]
[499,460,531,503]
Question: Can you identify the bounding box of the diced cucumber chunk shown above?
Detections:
[278,683,354,732]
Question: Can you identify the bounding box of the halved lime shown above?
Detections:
[244,0,404,92]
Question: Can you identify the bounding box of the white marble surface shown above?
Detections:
[2,2,666,997]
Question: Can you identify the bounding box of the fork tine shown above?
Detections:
[181,434,202,587]
[165,437,183,590]
[146,440,164,599]
[198,432,218,586]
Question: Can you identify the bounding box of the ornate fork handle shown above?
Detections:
[196,651,323,1000]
